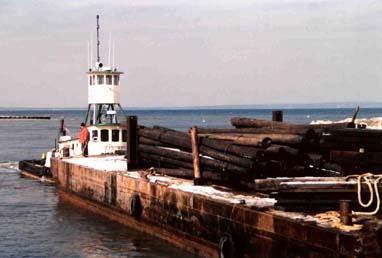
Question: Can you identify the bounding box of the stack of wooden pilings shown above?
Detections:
[254,176,382,213]
[227,117,356,177]
[321,129,382,174]
[136,115,351,186]
[138,126,247,184]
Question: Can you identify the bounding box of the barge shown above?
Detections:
[50,156,382,257]
[25,16,382,257]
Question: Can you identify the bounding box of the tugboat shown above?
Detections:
[19,15,127,180]
[58,15,127,158]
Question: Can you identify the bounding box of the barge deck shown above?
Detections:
[51,156,382,258]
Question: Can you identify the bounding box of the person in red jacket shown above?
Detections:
[79,122,90,157]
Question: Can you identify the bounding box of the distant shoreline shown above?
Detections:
[2,103,382,111]
[0,116,50,120]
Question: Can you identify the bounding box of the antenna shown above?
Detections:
[112,40,115,68]
[108,33,111,66]
[90,32,93,68]
[87,40,90,69]
[96,15,100,63]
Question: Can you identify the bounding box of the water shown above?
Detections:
[1,107,382,257]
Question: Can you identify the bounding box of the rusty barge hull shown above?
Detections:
[51,157,381,258]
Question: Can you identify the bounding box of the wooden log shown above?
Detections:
[254,160,283,178]
[203,133,305,147]
[264,144,300,159]
[154,167,229,182]
[230,117,350,130]
[138,136,164,146]
[325,128,382,138]
[306,153,324,167]
[138,127,191,150]
[198,127,318,137]
[153,125,178,132]
[202,134,271,148]
[199,137,265,159]
[200,157,248,175]
[322,134,382,145]
[138,144,248,175]
[199,145,255,169]
[190,127,202,184]
[139,152,194,169]
[330,150,382,165]
[254,177,346,192]
[139,144,192,163]
[320,141,382,152]
[278,181,382,193]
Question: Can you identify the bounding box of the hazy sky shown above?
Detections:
[1,0,382,108]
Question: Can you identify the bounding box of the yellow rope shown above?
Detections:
[346,173,382,216]
[315,211,363,231]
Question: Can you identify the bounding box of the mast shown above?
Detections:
[96,14,100,63]
[84,15,125,126]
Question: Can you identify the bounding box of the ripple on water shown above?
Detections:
[0,167,195,258]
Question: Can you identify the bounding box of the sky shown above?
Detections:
[1,0,382,108]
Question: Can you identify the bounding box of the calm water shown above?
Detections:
[1,108,382,257]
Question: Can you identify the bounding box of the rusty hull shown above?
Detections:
[51,157,382,258]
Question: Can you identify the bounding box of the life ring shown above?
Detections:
[129,194,142,218]
[219,233,235,258]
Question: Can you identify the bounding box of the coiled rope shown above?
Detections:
[346,173,382,216]
[315,211,363,232]
[314,173,382,231]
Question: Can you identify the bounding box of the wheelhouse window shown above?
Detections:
[92,130,98,142]
[101,129,109,142]
[122,130,127,142]
[106,75,112,85]
[97,75,104,85]
[89,76,93,85]
[114,75,119,85]
[112,129,119,142]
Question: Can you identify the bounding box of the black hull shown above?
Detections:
[18,160,52,178]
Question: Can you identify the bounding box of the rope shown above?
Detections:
[346,173,382,216]
[315,211,363,231]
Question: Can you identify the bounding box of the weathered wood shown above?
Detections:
[139,152,194,169]
[330,150,382,165]
[200,156,249,175]
[138,136,164,146]
[322,134,382,145]
[153,125,178,132]
[138,144,248,175]
[326,128,382,138]
[202,134,271,148]
[199,137,265,159]
[279,181,382,193]
[190,127,202,184]
[254,177,346,192]
[254,160,283,178]
[139,127,191,150]
[198,127,318,137]
[127,116,138,170]
[272,110,283,122]
[59,118,65,136]
[139,144,191,163]
[306,153,324,166]
[154,167,228,182]
[230,117,350,130]
[320,141,382,152]
[264,144,300,159]
[199,145,255,169]
[202,133,305,147]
